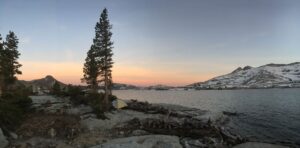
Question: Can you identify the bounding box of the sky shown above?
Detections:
[0,0,300,86]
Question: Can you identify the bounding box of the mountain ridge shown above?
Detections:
[19,76,140,90]
[190,62,300,89]
[19,75,66,89]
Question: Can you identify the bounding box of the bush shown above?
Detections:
[65,85,87,105]
[86,92,105,118]
[0,87,32,131]
[86,92,118,119]
[64,85,118,119]
[1,88,32,112]
[0,101,23,131]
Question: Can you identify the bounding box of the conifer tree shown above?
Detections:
[82,8,114,111]
[0,34,4,96]
[0,31,22,92]
[97,8,114,110]
[82,45,100,91]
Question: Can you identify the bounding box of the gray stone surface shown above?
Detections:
[80,110,162,131]
[9,132,18,140]
[90,135,182,148]
[66,105,93,115]
[30,95,71,113]
[233,142,289,148]
[0,128,9,148]
[130,130,149,136]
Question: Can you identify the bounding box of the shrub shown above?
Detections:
[65,85,87,105]
[86,92,105,118]
[1,88,32,113]
[0,87,32,131]
[64,85,118,119]
[86,93,118,119]
[0,100,23,131]
[109,94,118,102]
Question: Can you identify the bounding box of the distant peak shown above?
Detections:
[231,66,253,74]
[44,75,57,81]
[45,75,55,79]
[243,66,252,70]
[231,67,242,73]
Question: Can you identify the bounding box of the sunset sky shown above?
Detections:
[1,0,300,86]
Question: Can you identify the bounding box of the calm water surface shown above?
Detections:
[114,88,300,145]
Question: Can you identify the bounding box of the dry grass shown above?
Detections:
[17,113,81,139]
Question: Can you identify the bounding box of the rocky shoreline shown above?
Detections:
[0,96,292,148]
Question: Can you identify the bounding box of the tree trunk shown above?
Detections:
[103,61,109,111]
[108,80,112,95]
[92,77,98,93]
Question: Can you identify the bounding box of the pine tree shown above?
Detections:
[82,8,114,111]
[82,45,100,91]
[97,8,114,111]
[0,31,22,92]
[0,34,4,96]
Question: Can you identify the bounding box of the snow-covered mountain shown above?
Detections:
[191,62,300,89]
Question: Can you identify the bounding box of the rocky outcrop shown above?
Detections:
[125,99,207,119]
[90,135,182,148]
[118,117,245,147]
[9,96,293,148]
[233,142,289,148]
[0,128,9,148]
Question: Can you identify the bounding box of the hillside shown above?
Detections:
[190,62,300,89]
[145,84,175,90]
[20,75,66,90]
[112,83,140,90]
[20,76,140,90]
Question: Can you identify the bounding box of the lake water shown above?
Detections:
[114,88,300,145]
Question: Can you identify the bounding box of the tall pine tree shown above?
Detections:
[98,8,114,110]
[83,8,114,111]
[4,31,22,86]
[0,31,22,92]
[0,34,4,96]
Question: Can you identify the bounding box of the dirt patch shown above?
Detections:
[71,131,109,147]
[17,113,80,139]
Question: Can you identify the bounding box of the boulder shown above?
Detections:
[9,132,18,139]
[48,128,57,138]
[233,142,289,148]
[90,135,182,148]
[181,138,206,148]
[0,128,9,148]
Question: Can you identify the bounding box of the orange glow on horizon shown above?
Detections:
[18,61,218,86]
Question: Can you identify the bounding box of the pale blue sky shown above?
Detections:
[0,0,299,85]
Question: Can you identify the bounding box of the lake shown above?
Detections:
[114,88,300,145]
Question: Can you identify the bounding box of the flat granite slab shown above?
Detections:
[90,135,182,148]
[233,142,290,148]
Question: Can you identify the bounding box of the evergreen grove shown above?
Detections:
[0,31,32,131]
